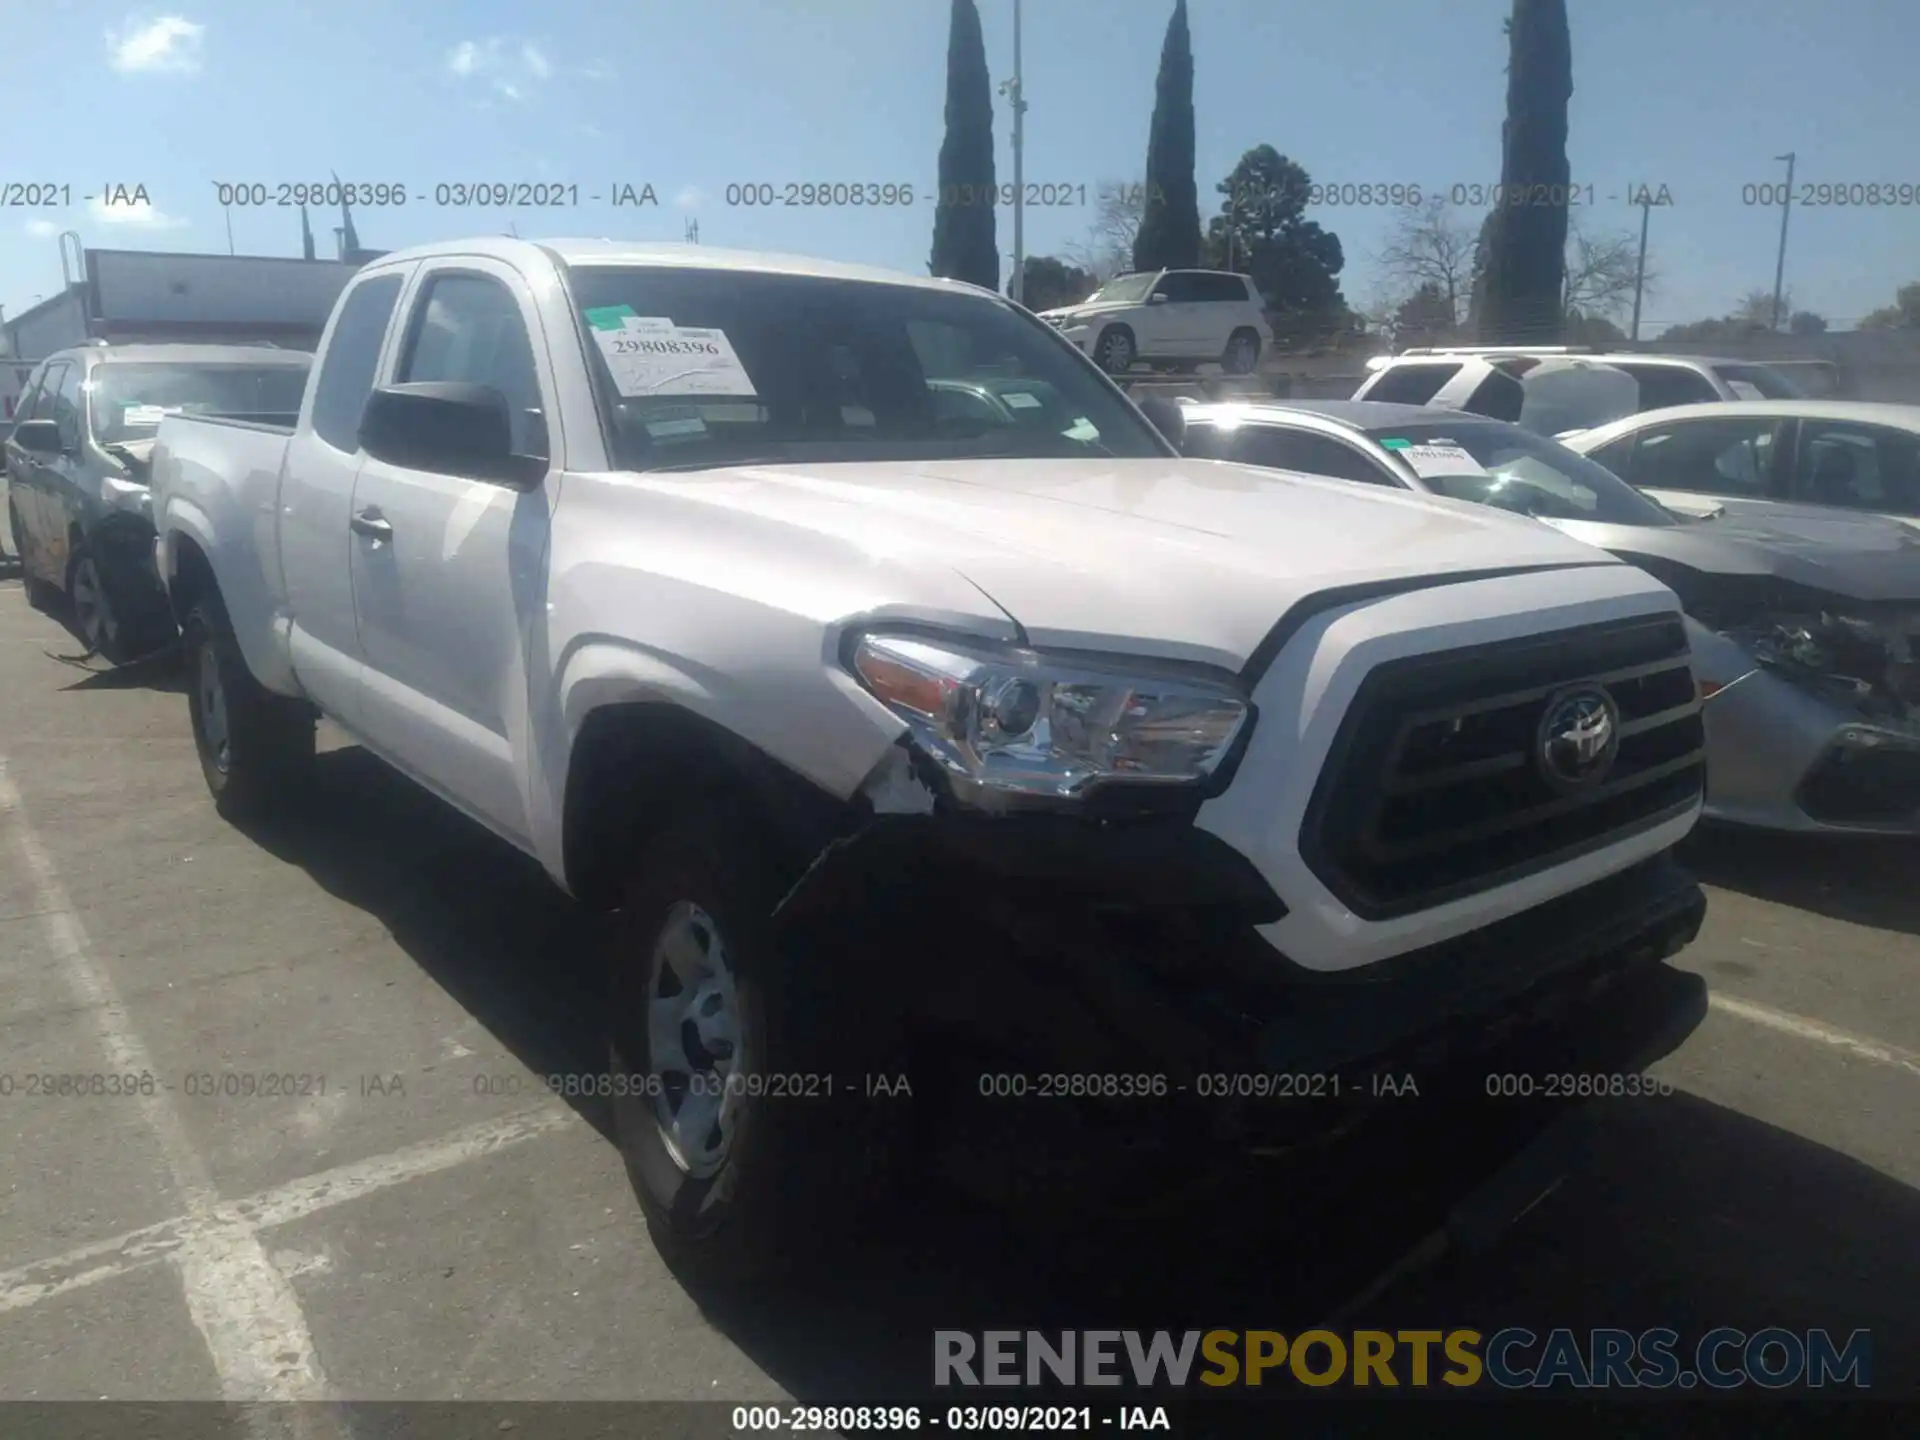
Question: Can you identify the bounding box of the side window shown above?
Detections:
[1796,421,1920,516]
[1156,273,1201,303]
[1585,437,1636,477]
[1616,365,1718,411]
[310,273,405,454]
[397,273,546,458]
[1363,362,1463,406]
[50,362,84,449]
[14,364,50,424]
[1194,273,1243,303]
[1628,418,1782,497]
[1222,426,1396,485]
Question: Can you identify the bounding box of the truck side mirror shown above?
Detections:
[11,418,63,454]
[359,382,546,486]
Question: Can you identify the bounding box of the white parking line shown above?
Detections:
[0,757,328,1403]
[1709,991,1920,1080]
[0,1105,576,1316]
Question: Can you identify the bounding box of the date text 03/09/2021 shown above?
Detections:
[208,180,661,208]
[729,1405,1174,1434]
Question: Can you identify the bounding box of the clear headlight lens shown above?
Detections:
[848,632,1252,804]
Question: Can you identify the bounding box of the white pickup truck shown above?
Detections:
[149,237,1710,1287]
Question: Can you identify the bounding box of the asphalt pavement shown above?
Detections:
[1,558,1916,1429]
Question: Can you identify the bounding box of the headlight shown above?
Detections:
[847,632,1252,806]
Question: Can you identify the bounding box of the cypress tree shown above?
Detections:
[1479,0,1572,342]
[1132,0,1201,272]
[930,0,999,290]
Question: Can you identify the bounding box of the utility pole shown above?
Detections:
[1000,0,1027,304]
[224,204,235,256]
[1770,151,1796,331]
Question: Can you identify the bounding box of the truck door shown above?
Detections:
[279,269,411,727]
[346,260,552,845]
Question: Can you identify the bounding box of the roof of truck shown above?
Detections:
[365,236,1000,298]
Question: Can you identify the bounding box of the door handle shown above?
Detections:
[350,508,393,541]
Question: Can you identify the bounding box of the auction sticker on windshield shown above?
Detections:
[1388,439,1490,479]
[123,404,178,426]
[587,311,759,398]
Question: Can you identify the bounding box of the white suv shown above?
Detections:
[1355,346,1804,419]
[1037,268,1272,376]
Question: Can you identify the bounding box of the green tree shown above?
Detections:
[1203,146,1346,341]
[1392,282,1457,343]
[1478,0,1573,342]
[1789,310,1828,335]
[930,0,999,290]
[1011,256,1095,312]
[1133,0,1201,271]
[1857,281,1920,330]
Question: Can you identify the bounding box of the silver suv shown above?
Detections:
[5,342,311,661]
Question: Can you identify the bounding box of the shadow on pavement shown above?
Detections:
[233,745,1918,1428]
[1679,824,1920,938]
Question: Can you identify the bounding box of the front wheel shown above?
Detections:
[184,599,315,821]
[609,807,908,1290]
[1093,327,1135,375]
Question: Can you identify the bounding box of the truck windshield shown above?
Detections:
[1366,420,1679,527]
[565,264,1167,472]
[88,362,312,444]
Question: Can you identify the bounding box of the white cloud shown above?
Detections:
[446,35,551,101]
[579,61,612,80]
[106,16,205,73]
[23,218,60,238]
[675,187,705,212]
[88,194,187,228]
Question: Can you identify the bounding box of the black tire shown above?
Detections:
[608,805,908,1290]
[1093,326,1135,375]
[183,598,315,821]
[1222,328,1262,376]
[67,545,126,662]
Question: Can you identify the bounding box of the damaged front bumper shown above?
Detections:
[769,802,1707,1159]
[1692,616,1920,833]
[87,509,177,655]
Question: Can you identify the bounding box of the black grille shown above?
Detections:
[1301,615,1705,919]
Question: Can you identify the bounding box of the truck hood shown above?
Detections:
[1541,502,1920,604]
[654,456,1630,669]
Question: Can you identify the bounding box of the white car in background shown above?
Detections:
[1354,347,1806,415]
[1036,268,1271,376]
[1559,400,1920,534]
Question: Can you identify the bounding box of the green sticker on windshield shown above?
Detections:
[584,304,638,332]
[1380,437,1411,449]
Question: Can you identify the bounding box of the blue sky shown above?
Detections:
[4,0,1917,334]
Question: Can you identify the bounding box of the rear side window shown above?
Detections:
[1614,364,1718,410]
[1195,273,1248,303]
[1796,421,1920,516]
[310,273,405,453]
[1713,363,1802,400]
[1156,273,1203,303]
[1363,362,1462,405]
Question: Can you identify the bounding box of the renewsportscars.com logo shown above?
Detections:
[934,1328,1872,1390]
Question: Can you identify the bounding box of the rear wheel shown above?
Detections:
[1222,329,1262,375]
[67,546,121,660]
[184,598,315,821]
[609,805,908,1290]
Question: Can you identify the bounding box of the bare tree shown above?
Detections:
[1374,196,1476,327]
[1065,179,1148,280]
[1561,217,1652,323]
[1732,287,1786,327]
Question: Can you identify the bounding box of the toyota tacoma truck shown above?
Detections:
[148,238,1710,1288]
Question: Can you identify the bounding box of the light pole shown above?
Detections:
[1628,187,1673,343]
[1000,0,1027,304]
[1770,151,1795,331]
